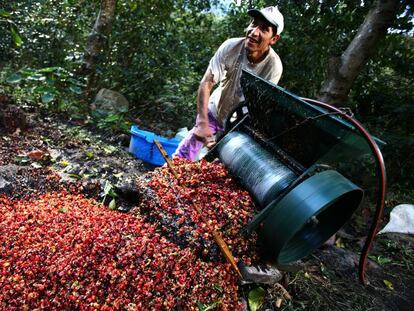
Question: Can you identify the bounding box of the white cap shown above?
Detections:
[247,6,284,35]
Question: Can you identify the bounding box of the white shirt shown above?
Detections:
[207,37,283,125]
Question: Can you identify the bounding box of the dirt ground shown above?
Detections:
[1,101,413,310]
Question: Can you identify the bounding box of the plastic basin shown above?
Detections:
[129,125,180,166]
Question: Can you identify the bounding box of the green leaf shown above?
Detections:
[69,84,83,94]
[108,198,116,210]
[38,66,61,73]
[71,280,79,289]
[130,2,138,11]
[104,114,121,123]
[10,25,23,47]
[41,92,55,104]
[85,151,94,159]
[15,155,30,164]
[108,189,118,198]
[0,9,10,17]
[68,173,81,180]
[67,78,85,87]
[103,180,113,196]
[20,69,36,77]
[59,208,67,213]
[196,300,221,311]
[6,73,22,84]
[248,287,266,311]
[369,255,393,265]
[28,73,46,81]
[34,85,55,93]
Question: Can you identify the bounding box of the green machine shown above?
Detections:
[208,70,387,282]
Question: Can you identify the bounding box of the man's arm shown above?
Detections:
[194,68,215,141]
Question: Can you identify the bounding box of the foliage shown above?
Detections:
[1,66,86,116]
[100,0,225,128]
[352,33,414,186]
[0,1,95,121]
[0,0,98,68]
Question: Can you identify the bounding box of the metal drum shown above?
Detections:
[217,131,364,264]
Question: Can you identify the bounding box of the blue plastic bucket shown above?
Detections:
[129,125,180,166]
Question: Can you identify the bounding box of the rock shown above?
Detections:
[115,176,141,204]
[2,106,27,133]
[378,204,414,235]
[91,89,129,115]
[239,263,283,285]
[0,176,11,194]
[0,164,25,194]
[117,133,130,147]
[317,245,370,276]
[0,164,20,178]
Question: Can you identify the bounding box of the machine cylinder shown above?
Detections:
[217,130,363,264]
[217,131,297,207]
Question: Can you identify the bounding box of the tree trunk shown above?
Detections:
[318,0,400,106]
[80,0,116,97]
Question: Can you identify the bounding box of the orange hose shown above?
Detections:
[301,98,387,284]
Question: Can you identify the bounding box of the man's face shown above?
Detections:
[245,17,280,55]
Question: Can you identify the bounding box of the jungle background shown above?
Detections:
[0,0,413,309]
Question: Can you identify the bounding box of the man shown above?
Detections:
[175,6,284,161]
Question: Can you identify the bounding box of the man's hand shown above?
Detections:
[194,121,215,148]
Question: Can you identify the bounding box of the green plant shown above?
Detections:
[100,180,118,210]
[0,9,23,48]
[3,66,85,112]
[95,111,132,134]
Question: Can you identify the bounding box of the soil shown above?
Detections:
[1,99,413,310]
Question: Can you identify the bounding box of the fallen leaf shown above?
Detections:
[85,151,94,159]
[27,149,48,160]
[275,298,282,308]
[109,198,116,210]
[383,279,394,290]
[335,237,345,248]
[68,174,81,180]
[248,287,265,311]
[31,162,42,169]
[113,172,123,178]
[274,283,292,300]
